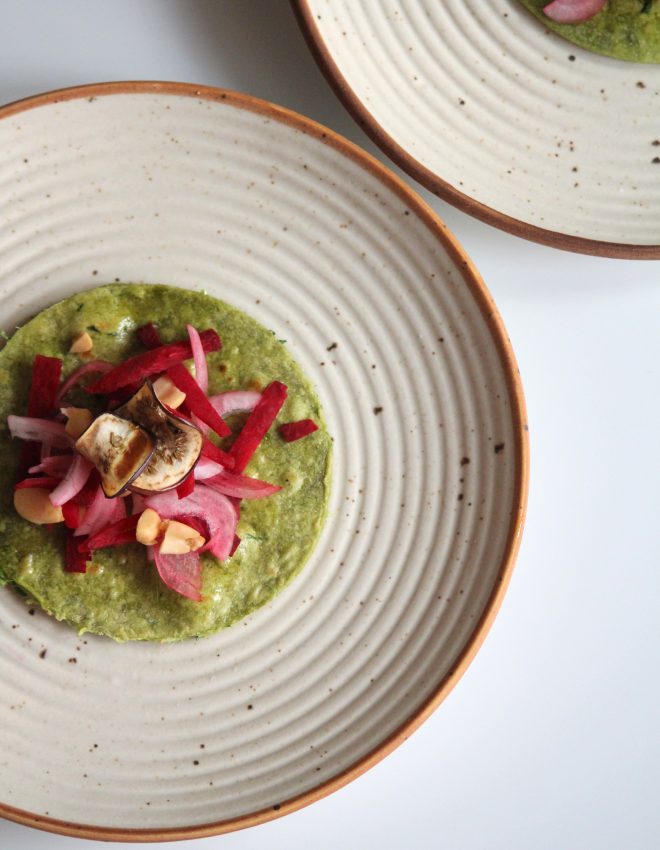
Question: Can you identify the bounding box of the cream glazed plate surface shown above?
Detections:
[295,0,660,257]
[0,83,527,840]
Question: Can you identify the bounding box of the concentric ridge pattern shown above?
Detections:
[0,84,526,839]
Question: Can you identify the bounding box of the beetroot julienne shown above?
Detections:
[229,381,288,473]
[279,419,318,443]
[86,329,221,394]
[167,363,231,438]
[86,515,141,552]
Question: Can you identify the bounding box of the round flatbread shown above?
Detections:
[0,284,331,641]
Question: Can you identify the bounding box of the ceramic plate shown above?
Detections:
[294,0,660,257]
[0,82,527,840]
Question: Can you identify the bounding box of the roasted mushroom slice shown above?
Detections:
[116,381,203,493]
[75,413,155,497]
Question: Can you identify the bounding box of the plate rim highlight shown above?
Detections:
[0,80,529,842]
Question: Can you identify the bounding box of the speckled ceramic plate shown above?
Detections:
[0,82,527,841]
[294,0,660,257]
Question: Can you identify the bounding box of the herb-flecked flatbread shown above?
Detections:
[0,284,331,641]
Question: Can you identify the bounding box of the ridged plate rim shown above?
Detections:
[292,0,660,260]
[0,80,529,842]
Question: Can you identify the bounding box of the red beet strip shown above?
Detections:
[62,500,81,529]
[204,469,281,500]
[14,476,61,490]
[136,322,163,349]
[176,473,195,499]
[85,514,140,551]
[279,419,319,443]
[74,470,101,506]
[29,355,63,416]
[86,329,221,394]
[137,321,232,440]
[167,363,231,438]
[65,532,90,573]
[18,354,63,475]
[229,381,288,473]
[201,440,236,470]
[176,515,208,539]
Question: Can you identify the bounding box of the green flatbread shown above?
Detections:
[0,284,331,641]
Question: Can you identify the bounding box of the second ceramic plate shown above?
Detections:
[295,0,660,257]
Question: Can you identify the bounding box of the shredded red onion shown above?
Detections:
[543,0,606,23]
[29,455,73,478]
[49,455,94,507]
[75,486,119,537]
[187,324,208,395]
[208,390,261,419]
[7,416,71,447]
[153,548,202,601]
[193,458,224,480]
[145,484,237,562]
[204,471,281,501]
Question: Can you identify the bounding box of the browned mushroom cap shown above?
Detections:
[116,381,203,493]
[75,413,155,497]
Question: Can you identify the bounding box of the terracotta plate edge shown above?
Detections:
[292,0,660,260]
[0,80,530,842]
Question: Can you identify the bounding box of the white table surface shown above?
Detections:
[1,2,658,849]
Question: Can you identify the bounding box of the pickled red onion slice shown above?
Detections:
[187,324,208,395]
[7,416,71,447]
[543,0,606,23]
[75,486,121,537]
[145,484,237,562]
[204,470,281,501]
[49,454,94,507]
[29,455,74,477]
[208,390,261,419]
[193,458,224,480]
[153,548,202,602]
